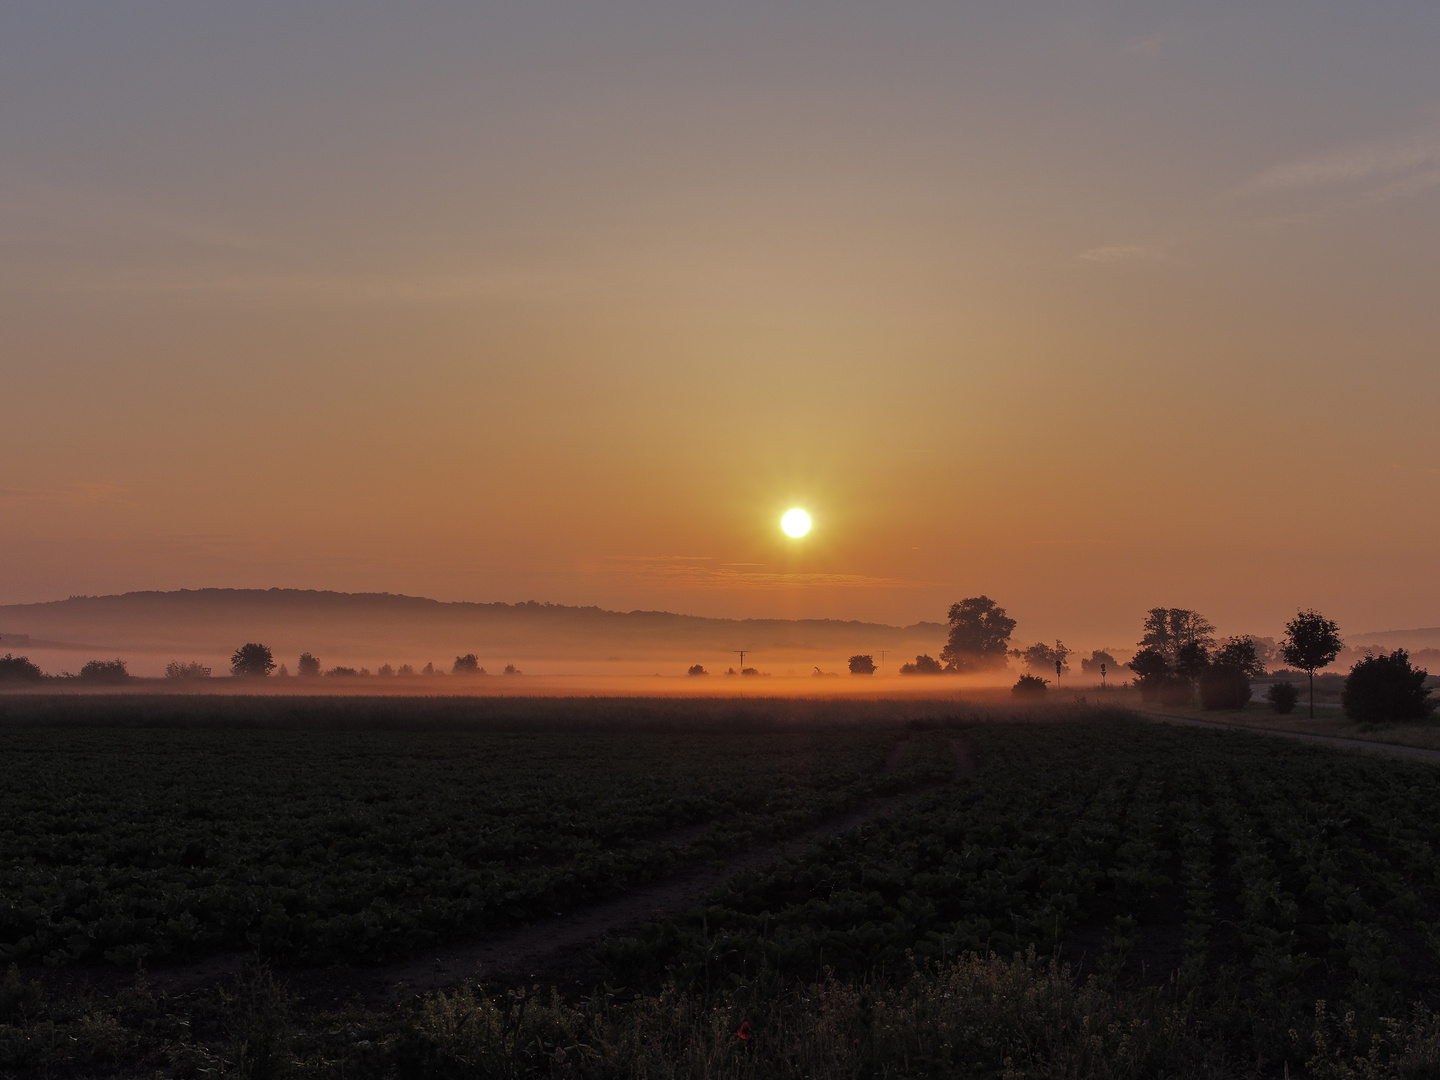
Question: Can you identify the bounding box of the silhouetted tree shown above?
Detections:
[452,653,480,675]
[165,661,211,680]
[940,597,1016,673]
[326,666,359,677]
[1080,650,1118,676]
[1174,640,1212,683]
[1126,608,1216,704]
[1139,608,1216,669]
[1281,609,1343,718]
[504,664,521,675]
[1213,636,1267,678]
[900,654,944,675]
[230,643,275,678]
[397,664,416,676]
[1014,640,1070,675]
[297,653,321,678]
[688,664,708,676]
[79,658,129,683]
[848,654,876,675]
[1128,646,1180,702]
[1197,636,1265,711]
[1342,650,1432,723]
[377,664,394,677]
[1012,674,1048,697]
[0,654,44,683]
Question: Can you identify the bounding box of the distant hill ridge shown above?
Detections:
[1349,626,1440,648]
[0,588,946,662]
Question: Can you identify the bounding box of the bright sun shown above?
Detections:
[781,508,811,538]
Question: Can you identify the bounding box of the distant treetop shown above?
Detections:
[230,643,275,678]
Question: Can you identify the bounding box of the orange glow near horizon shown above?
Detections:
[2,7,1439,650]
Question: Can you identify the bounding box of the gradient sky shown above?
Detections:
[3,2,1439,647]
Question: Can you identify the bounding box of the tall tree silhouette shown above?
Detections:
[940,597,1016,672]
[1281,610,1342,719]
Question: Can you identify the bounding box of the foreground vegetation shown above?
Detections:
[5,698,1440,1076]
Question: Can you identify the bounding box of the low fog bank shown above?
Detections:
[0,588,947,679]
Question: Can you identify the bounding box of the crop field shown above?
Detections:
[4,696,1440,1078]
[603,723,1440,1034]
[0,724,941,968]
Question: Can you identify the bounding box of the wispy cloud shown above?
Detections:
[1078,244,1164,264]
[1243,128,1440,201]
[1123,33,1170,57]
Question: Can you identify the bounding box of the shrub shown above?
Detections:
[687,664,708,676]
[1342,650,1433,723]
[899,654,944,675]
[0,654,43,683]
[848,654,876,675]
[78,659,129,683]
[1266,681,1299,714]
[165,661,211,680]
[1136,673,1191,705]
[1012,674,1048,697]
[224,964,293,1080]
[1199,665,1251,711]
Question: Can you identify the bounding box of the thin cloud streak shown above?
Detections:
[596,555,928,591]
[1244,129,1440,200]
[0,483,136,507]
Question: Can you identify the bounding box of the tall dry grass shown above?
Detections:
[399,951,1242,1079]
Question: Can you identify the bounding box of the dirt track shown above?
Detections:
[148,736,977,1002]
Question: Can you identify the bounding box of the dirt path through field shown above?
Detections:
[377,735,977,996]
[144,735,976,1002]
[1135,710,1440,763]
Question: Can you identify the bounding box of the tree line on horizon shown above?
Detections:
[1,605,1433,722]
[0,642,526,683]
[880,596,1433,721]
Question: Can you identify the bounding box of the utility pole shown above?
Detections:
[735,650,748,671]
[880,650,886,674]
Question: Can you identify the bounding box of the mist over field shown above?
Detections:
[0,588,950,680]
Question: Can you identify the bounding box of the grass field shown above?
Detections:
[4,695,1440,1078]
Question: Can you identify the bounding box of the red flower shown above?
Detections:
[736,1021,751,1041]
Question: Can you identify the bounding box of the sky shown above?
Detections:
[2,2,1439,649]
